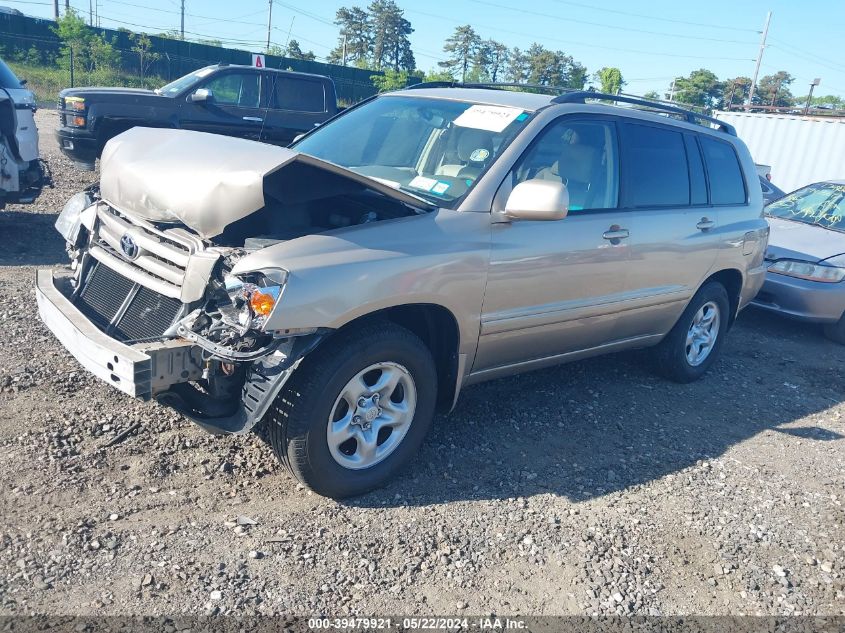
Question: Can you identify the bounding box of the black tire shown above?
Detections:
[264,321,437,498]
[651,281,731,383]
[823,314,845,345]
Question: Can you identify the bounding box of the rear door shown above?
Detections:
[613,122,721,340]
[179,70,265,141]
[261,75,329,146]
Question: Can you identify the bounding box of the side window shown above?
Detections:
[700,136,747,205]
[203,73,260,108]
[623,123,689,207]
[513,119,619,211]
[273,77,326,112]
[684,134,708,205]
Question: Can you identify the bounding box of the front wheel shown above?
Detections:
[265,321,437,498]
[651,281,731,383]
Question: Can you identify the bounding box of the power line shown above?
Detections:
[406,7,753,62]
[466,0,759,45]
[548,0,760,33]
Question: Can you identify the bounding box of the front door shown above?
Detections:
[474,117,631,375]
[179,70,266,141]
[261,74,329,146]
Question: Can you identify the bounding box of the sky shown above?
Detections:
[9,0,845,98]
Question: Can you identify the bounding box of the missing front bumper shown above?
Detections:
[35,268,202,400]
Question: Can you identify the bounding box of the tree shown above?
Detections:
[371,68,410,92]
[642,90,661,100]
[721,76,752,110]
[671,69,723,109]
[285,39,316,61]
[471,39,509,82]
[129,33,160,80]
[368,0,414,71]
[87,33,119,74]
[328,6,372,66]
[524,43,586,88]
[594,67,624,95]
[756,71,794,107]
[505,47,529,83]
[422,69,455,83]
[805,94,844,109]
[439,25,479,82]
[52,9,90,78]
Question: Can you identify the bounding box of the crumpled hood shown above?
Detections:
[99,127,433,239]
[766,216,845,263]
[100,127,296,238]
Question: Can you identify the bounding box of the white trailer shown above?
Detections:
[713,110,845,193]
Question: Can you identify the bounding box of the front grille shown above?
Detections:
[77,263,135,329]
[75,262,184,343]
[112,286,182,342]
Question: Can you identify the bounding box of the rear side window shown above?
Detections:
[700,136,746,204]
[623,123,689,207]
[273,77,326,112]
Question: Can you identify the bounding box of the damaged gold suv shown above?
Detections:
[38,86,768,497]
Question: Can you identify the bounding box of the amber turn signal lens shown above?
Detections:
[72,116,86,127]
[249,291,276,316]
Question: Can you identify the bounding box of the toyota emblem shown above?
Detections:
[120,233,139,260]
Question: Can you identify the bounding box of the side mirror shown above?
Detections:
[504,180,569,221]
[19,78,27,86]
[189,88,213,103]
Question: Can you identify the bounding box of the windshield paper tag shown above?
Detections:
[454,105,524,132]
[409,175,438,191]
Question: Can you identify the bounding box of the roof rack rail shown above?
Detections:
[404,81,580,96]
[552,91,736,135]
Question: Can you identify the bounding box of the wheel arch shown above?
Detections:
[702,268,744,328]
[320,303,463,413]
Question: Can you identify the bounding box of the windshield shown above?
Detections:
[157,66,217,97]
[293,95,533,207]
[766,182,845,233]
[0,59,22,89]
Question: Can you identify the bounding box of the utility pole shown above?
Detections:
[53,0,59,20]
[342,33,347,66]
[89,0,92,25]
[266,0,273,52]
[668,78,676,101]
[804,78,820,114]
[747,10,772,108]
[64,0,69,13]
[180,0,185,40]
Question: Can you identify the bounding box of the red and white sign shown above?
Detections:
[252,53,265,68]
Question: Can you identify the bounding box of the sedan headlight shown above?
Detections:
[222,268,288,330]
[768,259,845,283]
[55,191,92,245]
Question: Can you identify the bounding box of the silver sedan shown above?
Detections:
[752,180,845,343]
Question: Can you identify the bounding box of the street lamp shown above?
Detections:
[804,78,821,114]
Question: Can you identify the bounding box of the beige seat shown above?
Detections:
[437,129,494,181]
[535,143,599,208]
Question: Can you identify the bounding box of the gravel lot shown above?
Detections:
[0,110,843,618]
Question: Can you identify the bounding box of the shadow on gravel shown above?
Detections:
[0,211,67,266]
[346,309,844,508]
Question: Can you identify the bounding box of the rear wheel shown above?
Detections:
[651,281,730,383]
[823,314,845,345]
[265,321,437,498]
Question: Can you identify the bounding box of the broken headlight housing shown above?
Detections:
[55,191,93,246]
[220,268,288,332]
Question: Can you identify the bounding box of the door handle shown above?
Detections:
[696,217,715,231]
[243,116,263,122]
[602,226,630,241]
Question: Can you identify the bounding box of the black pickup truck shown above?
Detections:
[56,64,339,170]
